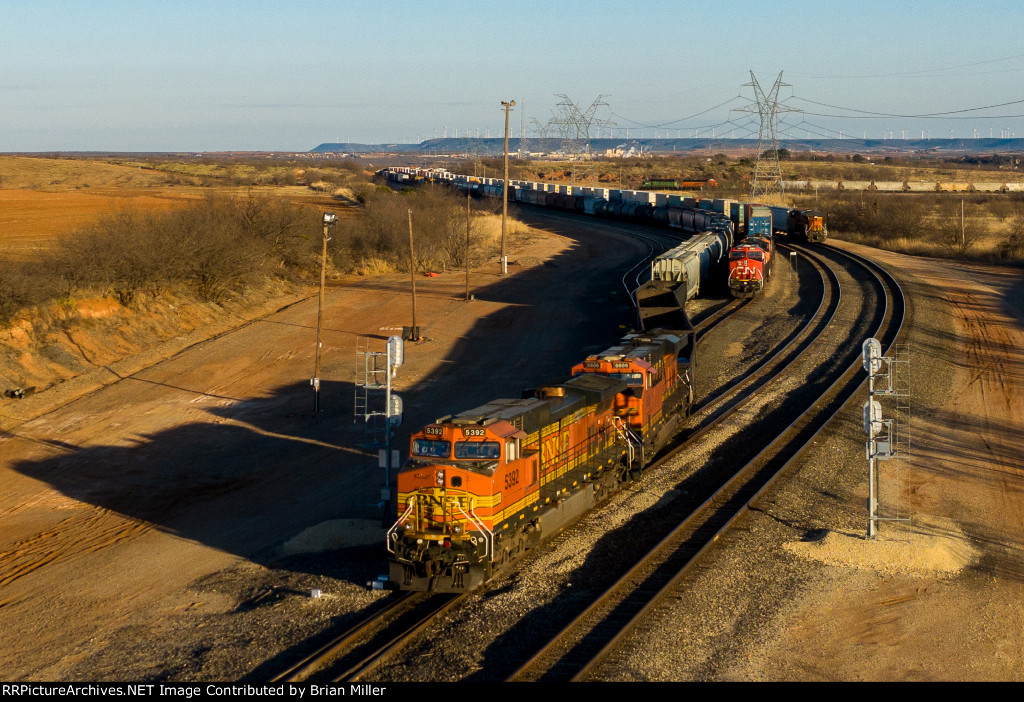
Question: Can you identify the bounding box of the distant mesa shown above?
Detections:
[309,137,1024,156]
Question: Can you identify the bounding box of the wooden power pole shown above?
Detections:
[408,209,417,340]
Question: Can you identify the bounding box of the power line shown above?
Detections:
[609,95,747,129]
[788,52,1024,80]
[789,94,1024,119]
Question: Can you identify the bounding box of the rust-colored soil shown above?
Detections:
[0,217,647,680]
[0,190,200,261]
[725,243,1024,681]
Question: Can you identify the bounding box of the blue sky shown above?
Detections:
[3,0,1024,151]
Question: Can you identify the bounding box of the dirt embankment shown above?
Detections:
[0,280,311,432]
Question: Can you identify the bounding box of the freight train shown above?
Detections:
[383,165,823,591]
[379,167,826,244]
[727,235,774,298]
[384,218,723,592]
[637,232,730,327]
[770,206,827,243]
[640,177,719,190]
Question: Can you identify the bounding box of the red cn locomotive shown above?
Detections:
[727,235,774,298]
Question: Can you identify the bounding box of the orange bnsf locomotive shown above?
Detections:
[727,235,774,298]
[387,327,695,592]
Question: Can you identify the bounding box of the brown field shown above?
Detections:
[0,189,201,261]
[0,155,361,262]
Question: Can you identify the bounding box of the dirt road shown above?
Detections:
[0,219,648,680]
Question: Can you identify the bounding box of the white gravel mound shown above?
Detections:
[783,521,978,578]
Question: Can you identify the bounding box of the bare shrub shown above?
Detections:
[997,215,1024,261]
[933,206,987,256]
[42,194,321,306]
[336,187,482,274]
[816,193,926,243]
[0,262,48,323]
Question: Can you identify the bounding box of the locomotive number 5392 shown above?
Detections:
[504,469,520,490]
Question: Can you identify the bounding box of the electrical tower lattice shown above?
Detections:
[735,71,800,200]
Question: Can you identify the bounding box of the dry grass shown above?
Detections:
[473,212,530,248]
[352,257,396,276]
[0,155,176,191]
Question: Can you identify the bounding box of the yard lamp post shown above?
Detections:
[501,99,515,275]
[312,211,336,412]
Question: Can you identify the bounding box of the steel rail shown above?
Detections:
[333,593,466,682]
[678,245,836,444]
[506,244,903,682]
[568,244,906,682]
[269,591,422,682]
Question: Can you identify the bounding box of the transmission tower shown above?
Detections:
[735,71,800,200]
[551,94,615,161]
[549,95,616,182]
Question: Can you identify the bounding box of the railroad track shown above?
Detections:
[682,244,836,437]
[269,592,464,683]
[506,243,905,682]
[267,213,680,685]
[269,222,893,683]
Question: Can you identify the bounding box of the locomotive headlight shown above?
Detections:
[435,470,445,486]
[453,524,463,534]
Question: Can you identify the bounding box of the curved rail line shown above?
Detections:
[268,228,880,684]
[506,244,905,682]
[267,217,680,684]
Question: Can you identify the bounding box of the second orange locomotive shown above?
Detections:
[388,328,695,592]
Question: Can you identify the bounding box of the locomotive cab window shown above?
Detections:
[454,441,501,460]
[412,439,451,458]
[608,371,644,387]
[506,439,519,461]
[750,250,764,260]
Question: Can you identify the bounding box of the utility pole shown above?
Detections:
[313,212,336,412]
[961,198,965,251]
[466,189,471,301]
[408,209,418,340]
[501,99,516,275]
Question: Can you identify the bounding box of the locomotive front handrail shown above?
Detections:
[385,496,417,554]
